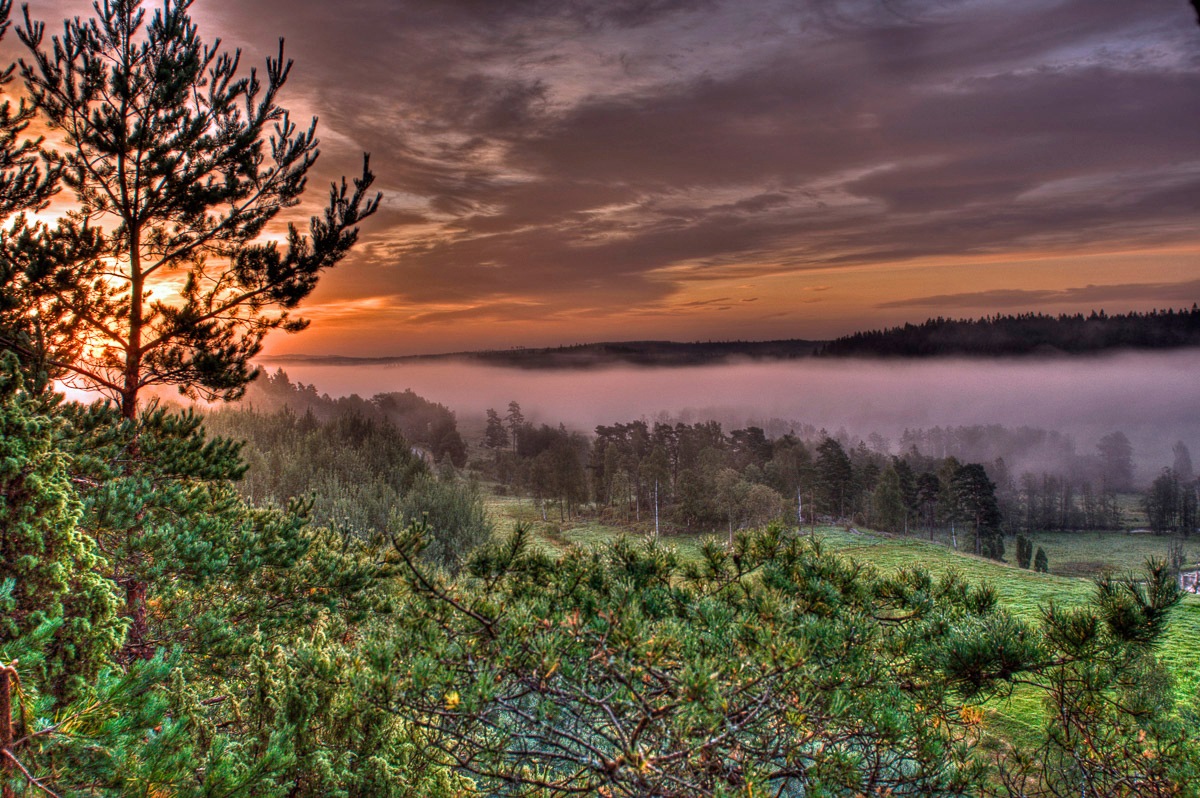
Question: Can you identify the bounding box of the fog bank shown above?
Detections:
[266,350,1200,479]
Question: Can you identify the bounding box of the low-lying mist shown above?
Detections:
[265,350,1200,480]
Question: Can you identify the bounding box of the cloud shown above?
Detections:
[877,279,1200,310]
[11,0,1200,349]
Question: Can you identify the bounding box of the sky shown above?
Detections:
[14,0,1200,356]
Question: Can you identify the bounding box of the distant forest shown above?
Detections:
[817,307,1200,358]
[266,307,1200,368]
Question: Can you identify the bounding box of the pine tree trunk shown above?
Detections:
[122,227,144,420]
[122,578,151,661]
[1,664,13,798]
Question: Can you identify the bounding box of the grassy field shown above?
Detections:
[482,493,1200,743]
[1017,529,1200,578]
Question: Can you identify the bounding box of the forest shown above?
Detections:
[816,308,1200,358]
[0,1,1198,796]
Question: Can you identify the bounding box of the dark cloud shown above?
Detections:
[877,280,1200,310]
[11,0,1200,347]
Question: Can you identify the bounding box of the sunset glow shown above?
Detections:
[10,0,1200,356]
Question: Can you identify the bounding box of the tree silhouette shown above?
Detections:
[13,0,379,416]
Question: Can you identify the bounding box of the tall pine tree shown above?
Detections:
[15,0,379,417]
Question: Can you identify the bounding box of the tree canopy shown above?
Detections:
[6,0,378,416]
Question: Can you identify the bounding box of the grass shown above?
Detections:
[1017,529,1200,578]
[482,492,1200,742]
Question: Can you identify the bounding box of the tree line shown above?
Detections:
[480,405,1200,549]
[817,308,1200,358]
[1144,441,1199,536]
[482,403,1017,557]
[241,368,468,467]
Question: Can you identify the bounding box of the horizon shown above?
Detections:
[259,304,1200,361]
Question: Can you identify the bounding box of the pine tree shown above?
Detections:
[1034,547,1049,573]
[815,436,853,519]
[0,0,55,216]
[1016,534,1033,569]
[14,0,380,417]
[0,0,73,393]
[872,463,907,534]
[991,562,1194,794]
[374,525,1007,794]
[0,354,121,700]
[373,524,1199,794]
[952,463,1004,560]
[482,407,508,451]
[504,400,525,452]
[0,355,193,797]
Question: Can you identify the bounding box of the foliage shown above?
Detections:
[12,0,379,415]
[366,524,1198,796]
[0,640,198,798]
[1144,468,1198,535]
[245,369,468,466]
[952,463,1004,560]
[372,390,468,467]
[988,561,1198,796]
[0,1,1196,792]
[206,401,491,570]
[0,0,66,393]
[871,462,908,533]
[205,404,427,536]
[483,407,509,451]
[397,472,494,573]
[521,425,590,521]
[1018,472,1121,533]
[0,355,121,699]
[815,436,855,519]
[375,524,1002,796]
[1015,535,1033,569]
[1,386,466,795]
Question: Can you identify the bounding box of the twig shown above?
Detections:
[2,750,63,798]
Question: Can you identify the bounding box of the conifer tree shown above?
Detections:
[0,1,55,217]
[815,436,854,518]
[505,400,525,452]
[1034,546,1049,573]
[952,462,1004,559]
[0,0,79,393]
[1016,534,1033,569]
[0,354,121,700]
[872,463,907,533]
[482,407,508,451]
[0,355,194,797]
[14,0,379,417]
